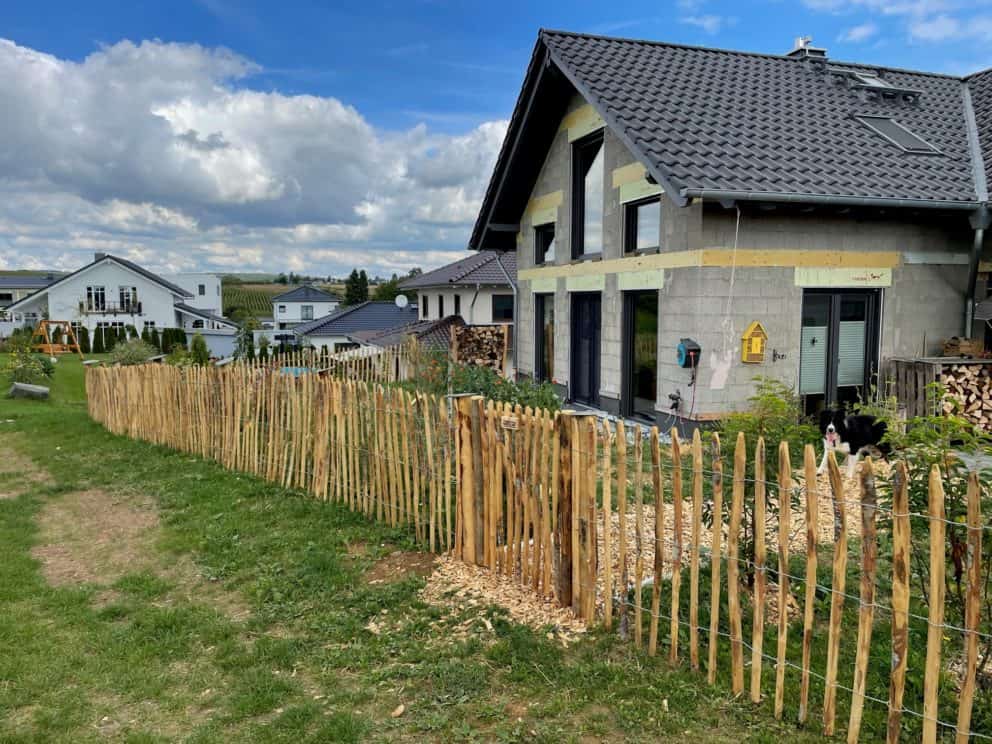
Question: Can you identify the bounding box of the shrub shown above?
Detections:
[258,334,270,361]
[127,325,139,340]
[91,327,106,354]
[713,377,820,581]
[166,347,194,366]
[108,338,157,366]
[77,326,90,354]
[190,333,210,365]
[150,327,161,351]
[3,348,55,385]
[103,326,117,352]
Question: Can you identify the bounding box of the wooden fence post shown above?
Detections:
[455,395,477,564]
[555,410,576,608]
[728,432,746,696]
[823,452,847,736]
[887,461,910,744]
[799,444,818,725]
[922,465,946,744]
[955,471,982,744]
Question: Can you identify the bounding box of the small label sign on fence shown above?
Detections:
[500,415,519,431]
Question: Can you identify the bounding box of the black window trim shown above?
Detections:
[534,292,554,382]
[854,115,942,155]
[570,129,605,261]
[491,294,514,323]
[534,222,556,266]
[623,195,662,256]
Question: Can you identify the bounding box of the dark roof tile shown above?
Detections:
[399,251,516,289]
[293,301,418,337]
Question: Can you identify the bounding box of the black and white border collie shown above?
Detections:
[817,409,889,479]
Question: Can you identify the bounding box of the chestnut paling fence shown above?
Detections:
[86,363,990,743]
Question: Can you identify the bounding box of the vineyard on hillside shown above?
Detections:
[222,283,348,319]
[222,284,279,317]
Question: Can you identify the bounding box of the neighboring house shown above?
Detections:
[167,273,223,315]
[0,274,59,334]
[5,252,236,345]
[351,315,464,351]
[399,251,516,325]
[470,30,992,424]
[293,301,419,352]
[273,286,341,330]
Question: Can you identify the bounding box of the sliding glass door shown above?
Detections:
[799,289,881,414]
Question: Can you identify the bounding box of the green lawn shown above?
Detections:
[0,355,831,742]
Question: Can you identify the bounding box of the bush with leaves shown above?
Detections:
[108,338,157,366]
[150,327,161,351]
[258,334,270,361]
[712,377,820,582]
[77,326,90,354]
[3,348,55,385]
[190,333,210,365]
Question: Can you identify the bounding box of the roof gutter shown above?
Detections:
[493,252,518,380]
[681,188,978,211]
[962,82,989,337]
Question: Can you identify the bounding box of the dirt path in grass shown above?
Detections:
[32,487,252,620]
[0,432,55,499]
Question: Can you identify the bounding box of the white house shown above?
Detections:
[5,253,237,346]
[166,273,223,315]
[0,274,59,336]
[399,251,515,326]
[272,286,341,330]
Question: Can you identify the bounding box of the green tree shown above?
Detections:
[372,274,407,302]
[140,326,151,344]
[358,270,369,302]
[150,327,161,351]
[258,334,270,360]
[91,326,105,354]
[104,326,117,352]
[235,318,259,360]
[190,333,210,365]
[77,326,90,354]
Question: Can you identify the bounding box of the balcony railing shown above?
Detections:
[78,300,143,316]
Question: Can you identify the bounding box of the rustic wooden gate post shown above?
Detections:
[554,410,576,608]
[454,394,478,564]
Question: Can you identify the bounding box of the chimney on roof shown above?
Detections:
[94,252,106,261]
[787,35,827,60]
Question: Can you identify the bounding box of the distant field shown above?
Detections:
[222,283,347,318]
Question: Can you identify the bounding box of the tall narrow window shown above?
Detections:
[198,284,206,296]
[119,286,137,312]
[535,223,556,265]
[301,305,314,321]
[624,197,661,254]
[535,294,555,382]
[421,295,428,319]
[571,131,604,259]
[86,286,106,311]
[454,294,461,316]
[437,294,445,318]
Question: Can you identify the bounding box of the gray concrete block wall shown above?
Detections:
[883,263,967,358]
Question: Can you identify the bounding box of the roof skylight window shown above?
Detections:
[855,116,940,154]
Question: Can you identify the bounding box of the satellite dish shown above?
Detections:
[394,294,409,308]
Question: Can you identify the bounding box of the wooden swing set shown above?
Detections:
[31,320,84,359]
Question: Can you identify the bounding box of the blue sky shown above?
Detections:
[1,0,990,276]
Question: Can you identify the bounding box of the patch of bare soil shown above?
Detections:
[90,692,215,741]
[0,435,54,499]
[32,489,251,620]
[420,554,586,643]
[365,550,437,584]
[33,490,159,586]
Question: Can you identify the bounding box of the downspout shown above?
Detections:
[493,251,518,381]
[965,206,989,336]
[468,283,481,323]
[962,82,990,337]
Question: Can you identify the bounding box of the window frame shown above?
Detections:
[437,294,445,318]
[623,195,662,255]
[534,222,556,266]
[301,304,314,321]
[491,294,514,323]
[534,293,554,382]
[198,284,206,296]
[454,294,461,316]
[86,285,106,312]
[421,294,428,319]
[570,130,605,260]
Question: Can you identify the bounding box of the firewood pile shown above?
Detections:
[941,363,992,426]
[451,325,509,374]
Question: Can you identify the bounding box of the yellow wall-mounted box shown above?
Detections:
[741,321,768,364]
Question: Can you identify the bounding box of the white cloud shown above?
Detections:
[680,14,735,34]
[838,21,880,41]
[0,37,508,276]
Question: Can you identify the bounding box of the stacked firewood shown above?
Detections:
[941,363,992,427]
[452,325,509,374]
